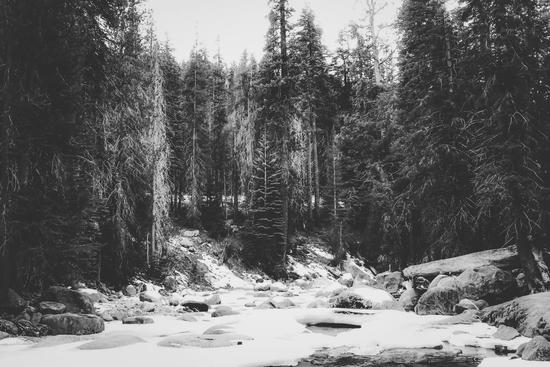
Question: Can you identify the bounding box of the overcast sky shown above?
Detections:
[144,0,401,64]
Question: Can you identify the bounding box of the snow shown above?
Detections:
[479,357,549,367]
[198,253,253,289]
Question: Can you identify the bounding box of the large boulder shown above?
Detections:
[415,286,460,315]
[517,336,550,361]
[343,259,375,286]
[123,285,137,297]
[41,313,104,335]
[139,290,163,303]
[375,271,403,295]
[330,286,398,310]
[77,289,107,303]
[43,286,94,314]
[456,265,516,304]
[453,298,488,314]
[0,319,19,335]
[481,292,550,339]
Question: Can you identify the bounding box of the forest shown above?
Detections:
[1,0,550,304]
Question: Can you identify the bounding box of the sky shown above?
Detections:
[144,0,401,64]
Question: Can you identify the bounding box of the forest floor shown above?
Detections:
[0,229,541,367]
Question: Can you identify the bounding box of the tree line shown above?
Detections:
[1,0,549,299]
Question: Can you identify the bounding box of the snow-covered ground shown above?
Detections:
[0,231,541,367]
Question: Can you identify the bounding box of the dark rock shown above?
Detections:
[413,276,430,292]
[41,313,104,335]
[15,319,46,337]
[415,287,460,315]
[517,336,550,361]
[181,302,209,312]
[0,319,19,335]
[43,286,94,314]
[457,265,516,304]
[494,345,510,355]
[30,311,43,326]
[481,292,550,339]
[399,288,419,312]
[39,301,67,315]
[122,316,154,325]
[493,325,520,341]
[163,276,179,292]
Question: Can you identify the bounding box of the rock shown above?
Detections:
[38,301,67,315]
[375,271,403,294]
[331,286,398,310]
[122,316,154,325]
[0,331,9,340]
[163,276,180,292]
[454,299,488,314]
[140,301,156,312]
[39,301,67,315]
[0,319,20,335]
[78,335,145,350]
[413,276,430,292]
[258,297,295,309]
[343,259,375,285]
[139,290,163,303]
[124,285,137,297]
[456,265,516,304]
[398,288,420,312]
[100,313,114,322]
[71,281,86,290]
[415,286,460,315]
[481,292,550,339]
[211,306,239,317]
[254,283,271,292]
[15,319,47,337]
[517,336,550,361]
[205,294,221,305]
[493,325,520,341]
[432,310,480,325]
[270,282,288,292]
[244,302,256,308]
[41,313,104,335]
[43,286,94,314]
[338,273,354,287]
[181,301,209,312]
[30,311,43,326]
[182,230,200,237]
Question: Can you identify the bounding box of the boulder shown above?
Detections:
[78,289,107,303]
[399,288,420,312]
[492,325,520,341]
[0,319,19,335]
[259,297,295,309]
[205,294,221,305]
[168,294,185,306]
[517,336,550,361]
[375,271,403,294]
[15,319,48,337]
[124,285,137,297]
[453,299,489,314]
[41,313,104,335]
[456,265,516,304]
[343,259,375,284]
[481,292,550,339]
[43,286,94,314]
[0,331,9,340]
[181,301,209,312]
[211,306,239,317]
[415,286,460,315]
[39,301,67,315]
[254,283,271,292]
[122,316,154,325]
[330,286,398,310]
[244,302,256,308]
[140,301,156,312]
[139,290,163,303]
[338,273,354,287]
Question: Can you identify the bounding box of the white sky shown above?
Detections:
[145,0,401,64]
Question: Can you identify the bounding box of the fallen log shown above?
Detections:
[403,245,519,279]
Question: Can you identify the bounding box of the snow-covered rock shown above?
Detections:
[338,273,354,287]
[331,286,398,310]
[270,282,288,292]
[139,290,163,304]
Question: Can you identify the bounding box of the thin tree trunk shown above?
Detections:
[313,115,320,219]
[367,0,382,85]
[0,0,12,301]
[307,123,313,224]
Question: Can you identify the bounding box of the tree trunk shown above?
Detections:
[313,115,320,219]
[367,0,383,85]
[0,0,12,302]
[307,123,313,225]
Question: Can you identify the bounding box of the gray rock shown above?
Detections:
[457,265,516,304]
[415,287,460,315]
[163,276,179,292]
[139,290,163,303]
[39,301,67,315]
[41,313,104,335]
[178,314,198,322]
[43,286,94,314]
[492,325,520,341]
[0,319,19,335]
[205,294,221,305]
[181,301,209,312]
[0,331,10,340]
[375,271,403,294]
[518,336,550,361]
[453,299,488,314]
[337,273,354,287]
[122,316,154,325]
[481,292,550,338]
